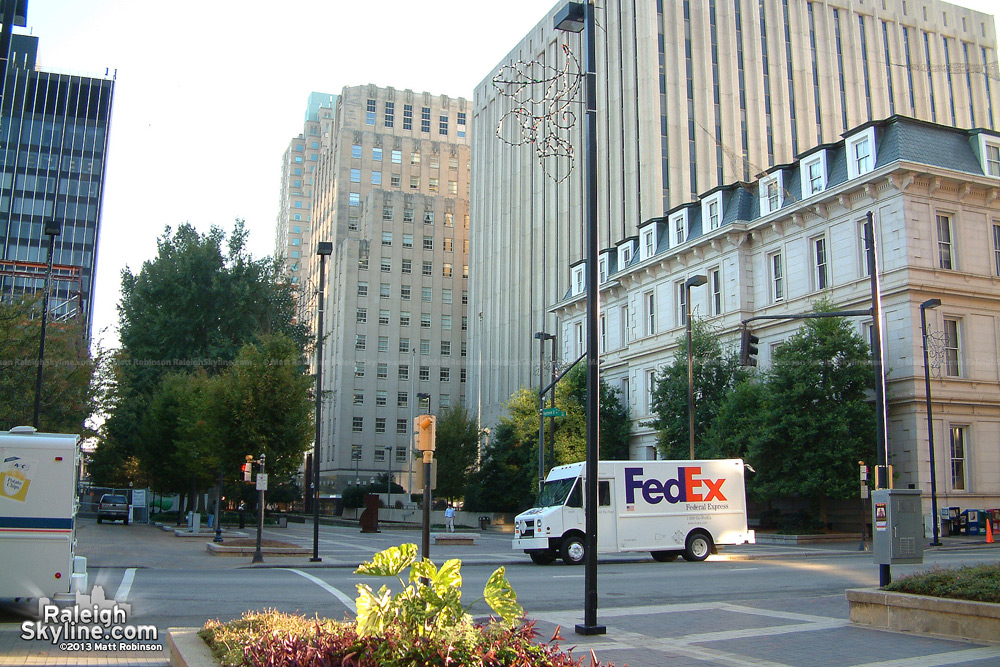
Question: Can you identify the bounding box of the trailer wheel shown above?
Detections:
[529,550,556,565]
[651,550,680,562]
[560,535,586,565]
[683,531,712,562]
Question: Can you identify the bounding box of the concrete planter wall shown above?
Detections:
[847,588,1000,643]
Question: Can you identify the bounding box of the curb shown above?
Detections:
[166,628,217,667]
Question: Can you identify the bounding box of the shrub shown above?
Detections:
[884,564,1000,604]
[201,544,617,666]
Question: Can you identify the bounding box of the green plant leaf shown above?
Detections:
[409,559,438,583]
[483,567,523,624]
[354,583,393,637]
[355,543,418,577]
[432,559,463,598]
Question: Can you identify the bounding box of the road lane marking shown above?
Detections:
[284,569,357,615]
[114,568,136,602]
[552,575,585,579]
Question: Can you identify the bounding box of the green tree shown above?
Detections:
[558,363,631,462]
[463,421,536,513]
[649,319,748,459]
[434,405,480,501]
[0,297,98,433]
[209,334,313,480]
[746,304,876,523]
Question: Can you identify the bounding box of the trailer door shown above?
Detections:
[596,479,617,552]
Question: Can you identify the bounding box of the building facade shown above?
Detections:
[305,85,471,496]
[552,115,1000,517]
[469,0,999,427]
[1,33,114,336]
[274,92,336,319]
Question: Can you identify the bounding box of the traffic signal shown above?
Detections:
[739,327,759,367]
[414,414,436,452]
[242,455,253,482]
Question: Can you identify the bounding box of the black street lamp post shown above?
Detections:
[312,241,332,563]
[535,331,555,490]
[32,220,61,429]
[920,298,942,546]
[685,275,708,459]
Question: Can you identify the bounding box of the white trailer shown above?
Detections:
[0,426,87,599]
[513,459,754,565]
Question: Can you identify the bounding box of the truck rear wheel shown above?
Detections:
[651,550,680,562]
[683,532,713,562]
[528,550,556,565]
[560,535,585,565]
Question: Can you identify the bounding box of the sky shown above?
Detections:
[15,0,549,348]
[13,0,1000,351]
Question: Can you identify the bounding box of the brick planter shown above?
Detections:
[846,588,1000,643]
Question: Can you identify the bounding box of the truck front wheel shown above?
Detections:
[683,532,713,562]
[528,550,556,565]
[560,535,585,565]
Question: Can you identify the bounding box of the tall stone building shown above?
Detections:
[275,92,336,320]
[552,114,1000,520]
[307,85,471,496]
[469,0,999,427]
[1,31,115,336]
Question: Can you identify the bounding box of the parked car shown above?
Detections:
[97,494,129,525]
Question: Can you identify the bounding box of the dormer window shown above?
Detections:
[846,127,876,179]
[759,172,784,215]
[976,133,1000,177]
[800,151,827,196]
[599,257,607,283]
[701,192,723,231]
[617,238,637,269]
[642,228,655,259]
[572,265,585,295]
[669,210,687,247]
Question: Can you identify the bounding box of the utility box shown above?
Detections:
[872,489,924,565]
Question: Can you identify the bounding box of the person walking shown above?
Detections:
[445,504,456,533]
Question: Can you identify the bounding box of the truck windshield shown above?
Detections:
[534,477,578,508]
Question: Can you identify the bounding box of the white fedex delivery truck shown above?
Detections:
[513,459,754,565]
[0,426,87,599]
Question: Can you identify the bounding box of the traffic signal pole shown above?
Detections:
[415,415,436,561]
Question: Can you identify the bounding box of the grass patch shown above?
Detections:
[883,564,1000,604]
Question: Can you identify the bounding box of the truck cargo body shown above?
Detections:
[513,459,754,565]
[0,427,86,599]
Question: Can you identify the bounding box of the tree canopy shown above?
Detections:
[434,405,481,501]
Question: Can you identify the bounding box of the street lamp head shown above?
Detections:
[534,331,555,341]
[554,2,585,32]
[316,241,333,256]
[685,274,708,288]
[920,298,942,311]
[44,220,61,237]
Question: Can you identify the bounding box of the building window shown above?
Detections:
[352,144,362,159]
[351,445,362,462]
[419,366,430,381]
[676,281,687,326]
[670,211,687,247]
[348,217,359,231]
[391,149,402,164]
[442,314,452,330]
[365,99,376,125]
[707,199,720,230]
[802,154,826,195]
[356,307,367,323]
[383,206,394,221]
[397,419,408,434]
[400,311,411,327]
[380,258,391,272]
[397,392,408,407]
[424,211,435,224]
[644,290,655,336]
[440,367,451,382]
[374,418,386,434]
[422,261,433,276]
[950,425,968,490]
[400,284,410,301]
[349,192,360,207]
[846,127,876,178]
[441,289,452,304]
[396,447,407,463]
[599,314,606,353]
[461,315,467,330]
[403,208,414,223]
[944,318,961,377]
[421,287,432,302]
[442,263,452,277]
[354,362,365,378]
[410,176,420,190]
[374,448,386,463]
[358,281,368,297]
[403,104,413,130]
[936,214,954,269]
[355,334,366,350]
[770,251,784,302]
[420,313,431,328]
[383,102,394,128]
[642,229,655,259]
[354,392,364,406]
[399,339,410,354]
[380,283,391,298]
[421,106,431,133]
[371,171,382,185]
[460,342,467,357]
[350,168,361,183]
[376,390,387,407]
[710,268,722,316]
[993,224,1000,276]
[420,339,431,354]
[439,114,449,135]
[646,369,657,414]
[401,259,412,274]
[767,180,779,212]
[441,340,451,356]
[599,257,608,283]
[620,305,629,345]
[377,336,389,352]
[399,364,409,380]
[423,236,434,250]
[985,142,1000,176]
[382,231,393,246]
[353,416,364,432]
[402,233,413,249]
[429,177,439,192]
[444,212,454,227]
[376,362,388,378]
[813,236,829,290]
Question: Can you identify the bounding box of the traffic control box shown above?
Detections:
[872,489,924,565]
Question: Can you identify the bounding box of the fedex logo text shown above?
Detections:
[624,466,727,505]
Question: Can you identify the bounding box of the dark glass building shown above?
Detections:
[1,32,114,336]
